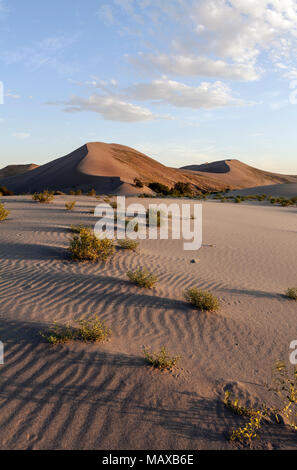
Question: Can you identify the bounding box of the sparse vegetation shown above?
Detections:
[76,316,111,343]
[286,287,297,300]
[184,288,220,311]
[32,190,54,203]
[118,239,139,251]
[69,227,115,261]
[65,201,76,211]
[40,316,111,345]
[0,186,14,196]
[70,224,90,233]
[225,361,297,445]
[0,203,10,221]
[87,189,96,197]
[127,267,158,288]
[143,346,181,371]
[134,178,144,188]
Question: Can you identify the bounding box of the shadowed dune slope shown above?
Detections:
[0,143,296,194]
[0,164,38,179]
[227,182,297,198]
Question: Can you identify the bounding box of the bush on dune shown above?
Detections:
[0,203,10,221]
[184,288,220,311]
[118,239,139,251]
[32,190,54,203]
[41,316,111,345]
[0,186,14,196]
[127,267,158,288]
[286,287,297,300]
[143,346,181,371]
[69,227,115,261]
[65,201,76,211]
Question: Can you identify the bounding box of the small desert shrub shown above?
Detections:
[40,322,76,345]
[143,346,181,371]
[76,316,111,343]
[127,267,158,288]
[286,287,297,300]
[65,201,76,211]
[75,189,82,196]
[69,227,115,261]
[184,288,220,311]
[134,178,144,188]
[0,203,10,221]
[0,186,14,196]
[87,189,96,197]
[118,239,139,251]
[110,201,117,210]
[41,316,111,345]
[32,190,54,203]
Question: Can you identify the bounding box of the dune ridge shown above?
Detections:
[0,142,296,195]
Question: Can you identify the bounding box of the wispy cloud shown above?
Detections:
[124,77,251,108]
[47,94,168,122]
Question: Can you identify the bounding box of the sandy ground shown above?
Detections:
[0,195,296,450]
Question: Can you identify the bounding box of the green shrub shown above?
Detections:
[69,227,115,261]
[127,267,158,288]
[32,190,54,203]
[0,203,10,221]
[87,189,96,197]
[75,189,82,196]
[40,322,76,344]
[65,201,76,211]
[148,182,171,195]
[143,346,181,371]
[41,316,111,344]
[118,239,139,251]
[184,288,220,311]
[286,287,297,300]
[76,316,111,343]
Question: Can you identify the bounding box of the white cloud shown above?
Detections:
[12,132,31,139]
[48,94,167,122]
[125,77,250,108]
[129,53,260,81]
[105,1,297,81]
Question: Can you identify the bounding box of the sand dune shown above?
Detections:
[0,195,296,449]
[1,143,296,195]
[0,164,38,179]
[181,159,297,190]
[227,183,297,198]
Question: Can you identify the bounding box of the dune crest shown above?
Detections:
[0,142,296,194]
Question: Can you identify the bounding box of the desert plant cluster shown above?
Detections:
[224,361,297,446]
[0,203,10,221]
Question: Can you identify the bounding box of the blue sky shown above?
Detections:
[0,0,297,173]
